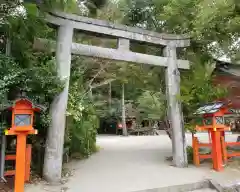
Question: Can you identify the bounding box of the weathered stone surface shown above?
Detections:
[34,38,190,69]
[164,43,188,167]
[46,12,190,47]
[118,38,130,50]
[43,25,73,184]
[191,189,217,192]
[136,180,211,192]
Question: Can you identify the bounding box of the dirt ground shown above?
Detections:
[25,134,240,192]
[0,177,14,192]
[1,133,239,192]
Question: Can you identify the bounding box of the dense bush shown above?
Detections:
[66,100,99,158]
[186,146,194,164]
[66,58,99,159]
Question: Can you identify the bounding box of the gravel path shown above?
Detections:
[25,133,240,192]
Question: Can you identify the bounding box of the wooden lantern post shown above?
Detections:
[210,112,226,171]
[5,98,42,192]
[194,102,231,171]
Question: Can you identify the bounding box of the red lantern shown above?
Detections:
[5,98,44,192]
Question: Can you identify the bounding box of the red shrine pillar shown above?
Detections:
[210,130,223,171]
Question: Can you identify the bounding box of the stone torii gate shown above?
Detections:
[36,11,190,183]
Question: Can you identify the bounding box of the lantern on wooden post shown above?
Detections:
[5,98,44,192]
[194,102,231,171]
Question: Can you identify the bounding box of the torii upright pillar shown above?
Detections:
[164,43,188,167]
[43,24,73,183]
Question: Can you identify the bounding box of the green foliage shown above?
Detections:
[66,58,99,158]
[0,54,23,101]
[137,91,165,120]
[0,1,21,23]
[97,0,126,23]
[180,62,227,117]
[94,95,121,118]
[180,61,227,132]
[28,0,108,15]
[67,90,99,158]
[0,52,63,103]
[125,0,239,60]
[41,0,79,12]
[186,145,194,164]
[0,2,64,174]
[123,0,235,133]
[84,0,107,15]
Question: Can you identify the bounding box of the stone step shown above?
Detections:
[190,189,217,192]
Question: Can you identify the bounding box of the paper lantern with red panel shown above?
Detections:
[5,98,44,192]
[193,102,231,171]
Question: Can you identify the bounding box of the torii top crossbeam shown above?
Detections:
[47,12,190,47]
[36,12,190,69]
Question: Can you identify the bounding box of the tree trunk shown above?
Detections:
[5,38,11,56]
[122,83,128,136]
[109,82,112,110]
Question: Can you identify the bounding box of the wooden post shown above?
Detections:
[0,134,6,180]
[43,25,73,183]
[210,130,223,171]
[5,38,11,56]
[208,130,212,143]
[14,133,27,192]
[193,137,200,166]
[109,82,112,110]
[221,136,227,164]
[25,144,32,182]
[164,44,188,167]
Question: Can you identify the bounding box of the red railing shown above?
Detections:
[221,137,240,164]
[193,136,212,166]
[193,135,240,170]
[4,144,32,182]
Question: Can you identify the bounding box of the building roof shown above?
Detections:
[215,59,240,77]
[194,102,225,115]
[0,97,46,112]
